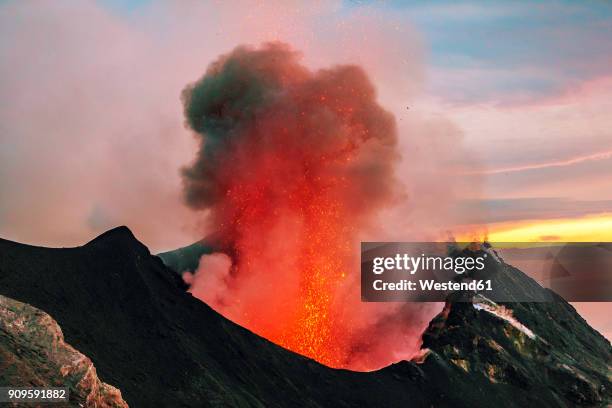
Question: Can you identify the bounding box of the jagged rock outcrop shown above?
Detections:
[419,258,611,407]
[0,295,127,407]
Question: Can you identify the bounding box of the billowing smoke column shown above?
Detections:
[181,42,417,368]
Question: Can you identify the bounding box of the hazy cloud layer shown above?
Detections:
[457,198,612,226]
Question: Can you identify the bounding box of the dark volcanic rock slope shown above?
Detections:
[0,227,433,407]
[422,298,611,407]
[1,227,610,407]
[420,256,611,407]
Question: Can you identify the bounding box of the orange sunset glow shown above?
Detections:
[456,213,612,243]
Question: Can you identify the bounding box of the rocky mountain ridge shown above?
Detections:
[0,227,610,407]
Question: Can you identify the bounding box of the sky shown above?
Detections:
[0,1,610,335]
[1,0,609,247]
[393,0,612,242]
[350,1,611,239]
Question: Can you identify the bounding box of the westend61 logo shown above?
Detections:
[361,242,499,302]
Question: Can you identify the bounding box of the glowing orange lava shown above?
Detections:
[224,162,354,366]
[278,182,353,367]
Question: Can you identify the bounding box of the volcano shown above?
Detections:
[0,227,610,407]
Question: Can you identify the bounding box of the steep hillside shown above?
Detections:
[0,227,432,407]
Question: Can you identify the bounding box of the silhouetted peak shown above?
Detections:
[85,226,143,249]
